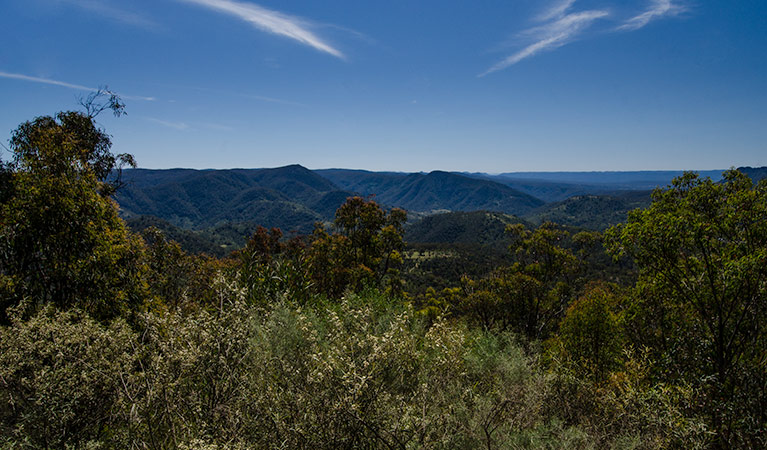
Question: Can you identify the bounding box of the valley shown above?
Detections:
[115,164,722,256]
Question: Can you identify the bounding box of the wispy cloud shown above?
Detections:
[57,0,159,29]
[0,70,94,91]
[146,118,190,130]
[480,3,608,76]
[0,70,156,101]
[617,0,683,32]
[177,0,344,59]
[145,118,235,132]
[537,0,577,21]
[481,0,687,75]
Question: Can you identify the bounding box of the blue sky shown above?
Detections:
[1,0,765,172]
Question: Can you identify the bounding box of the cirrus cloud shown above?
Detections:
[51,0,160,30]
[480,7,609,76]
[0,70,156,101]
[481,0,686,76]
[617,0,685,32]
[177,0,345,59]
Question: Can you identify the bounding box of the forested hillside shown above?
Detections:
[461,170,723,203]
[115,165,356,233]
[116,166,546,241]
[737,166,767,183]
[405,210,527,245]
[116,167,660,252]
[525,191,652,230]
[318,169,545,215]
[2,104,766,448]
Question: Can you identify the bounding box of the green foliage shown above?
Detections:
[9,91,133,196]
[412,222,593,341]
[0,106,147,323]
[228,198,407,306]
[403,243,510,295]
[307,197,407,298]
[465,222,580,338]
[526,192,652,231]
[544,349,710,449]
[606,169,767,447]
[0,160,14,205]
[233,226,313,306]
[547,284,626,383]
[1,293,704,449]
[0,308,137,448]
[2,106,762,448]
[506,222,579,283]
[124,281,256,447]
[142,227,225,310]
[405,210,528,246]
[127,215,233,257]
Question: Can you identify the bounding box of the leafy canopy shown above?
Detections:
[607,169,767,447]
[0,93,145,322]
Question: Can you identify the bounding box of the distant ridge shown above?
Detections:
[316,169,544,216]
[487,170,725,188]
[737,166,767,183]
[116,166,546,232]
[112,165,763,254]
[115,165,355,233]
[458,169,728,202]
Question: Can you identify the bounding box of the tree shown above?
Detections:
[438,222,583,338]
[334,197,407,283]
[606,170,767,448]
[234,226,313,306]
[8,88,135,196]
[0,95,147,322]
[141,227,225,311]
[307,197,407,298]
[549,283,625,383]
[504,222,580,339]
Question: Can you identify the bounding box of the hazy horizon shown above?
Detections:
[123,164,733,175]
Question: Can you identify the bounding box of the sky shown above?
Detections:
[0,0,765,172]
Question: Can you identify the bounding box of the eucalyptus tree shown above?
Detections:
[0,92,145,322]
[607,170,767,447]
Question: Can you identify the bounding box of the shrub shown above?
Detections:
[0,308,136,447]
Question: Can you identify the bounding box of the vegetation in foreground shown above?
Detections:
[1,100,765,448]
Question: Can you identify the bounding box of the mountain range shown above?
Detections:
[116,165,546,233]
[116,165,352,233]
[315,169,544,215]
[113,165,753,252]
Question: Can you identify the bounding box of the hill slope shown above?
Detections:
[524,191,652,230]
[115,165,354,232]
[113,166,755,254]
[317,169,544,216]
[406,211,527,245]
[737,166,767,183]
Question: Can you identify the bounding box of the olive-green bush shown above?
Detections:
[1,285,708,449]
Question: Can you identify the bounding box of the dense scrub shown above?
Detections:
[1,104,765,448]
[0,293,708,449]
